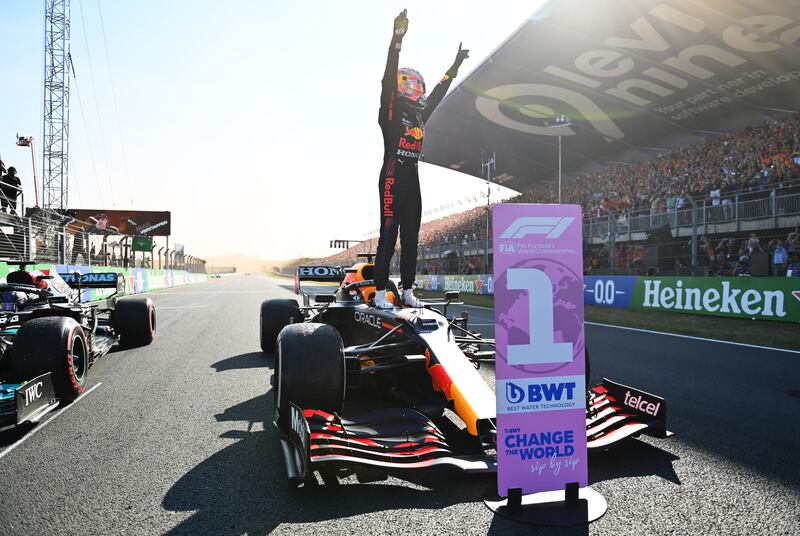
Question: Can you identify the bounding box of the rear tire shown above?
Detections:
[274,323,345,426]
[9,316,90,403]
[260,299,300,353]
[114,298,156,347]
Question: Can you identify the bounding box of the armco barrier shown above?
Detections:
[0,262,206,301]
[416,273,800,323]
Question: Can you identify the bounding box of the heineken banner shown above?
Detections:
[415,274,494,295]
[416,273,800,323]
[493,204,587,496]
[586,275,800,322]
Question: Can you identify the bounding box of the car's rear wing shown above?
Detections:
[294,266,344,295]
[59,272,125,292]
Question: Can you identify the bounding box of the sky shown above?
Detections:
[0,1,543,260]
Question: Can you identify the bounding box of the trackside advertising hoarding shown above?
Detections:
[415,274,800,323]
[493,204,587,496]
[0,263,206,302]
[586,275,800,322]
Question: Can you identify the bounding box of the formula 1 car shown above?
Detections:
[0,263,156,428]
[261,256,668,486]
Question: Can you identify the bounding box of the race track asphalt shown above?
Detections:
[0,273,798,535]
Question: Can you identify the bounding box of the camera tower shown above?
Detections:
[42,0,71,210]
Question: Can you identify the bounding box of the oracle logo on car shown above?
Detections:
[623,390,661,417]
[354,310,381,328]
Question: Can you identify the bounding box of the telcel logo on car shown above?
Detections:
[354,310,381,328]
[623,390,661,417]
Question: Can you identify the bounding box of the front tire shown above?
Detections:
[9,316,90,403]
[274,323,345,426]
[114,298,156,347]
[260,299,300,353]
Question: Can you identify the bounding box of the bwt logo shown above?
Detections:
[505,381,577,404]
[500,217,575,239]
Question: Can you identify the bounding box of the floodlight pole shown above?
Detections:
[482,152,495,273]
[549,115,571,204]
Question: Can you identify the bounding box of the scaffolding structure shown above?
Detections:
[42,0,71,210]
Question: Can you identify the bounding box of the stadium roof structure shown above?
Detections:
[423,0,800,192]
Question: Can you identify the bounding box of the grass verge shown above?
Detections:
[416,289,800,350]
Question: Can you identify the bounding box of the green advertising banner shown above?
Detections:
[132,236,153,252]
[632,277,800,323]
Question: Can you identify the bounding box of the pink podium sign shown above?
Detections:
[492,204,587,496]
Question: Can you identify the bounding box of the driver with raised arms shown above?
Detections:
[373,9,469,309]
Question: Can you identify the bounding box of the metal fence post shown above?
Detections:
[771,190,778,228]
[703,199,708,236]
[735,194,740,232]
[59,226,64,264]
[608,213,616,274]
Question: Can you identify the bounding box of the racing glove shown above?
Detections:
[446,42,470,78]
[392,9,408,50]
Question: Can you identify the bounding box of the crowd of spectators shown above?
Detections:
[700,229,800,277]
[562,114,800,221]
[421,114,800,244]
[314,115,800,275]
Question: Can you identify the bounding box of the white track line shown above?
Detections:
[0,382,103,461]
[157,305,208,309]
[454,304,798,354]
[583,322,800,355]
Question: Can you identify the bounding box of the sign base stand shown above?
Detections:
[484,483,607,527]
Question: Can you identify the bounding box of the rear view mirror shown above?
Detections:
[315,294,335,304]
[445,291,459,301]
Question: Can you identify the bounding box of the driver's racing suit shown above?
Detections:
[374,39,455,292]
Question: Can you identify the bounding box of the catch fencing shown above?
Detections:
[0,208,205,273]
[408,184,800,277]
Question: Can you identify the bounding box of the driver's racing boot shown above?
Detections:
[402,289,421,308]
[374,289,395,309]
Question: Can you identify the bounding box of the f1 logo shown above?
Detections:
[500,217,575,239]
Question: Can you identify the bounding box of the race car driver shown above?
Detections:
[374,9,469,309]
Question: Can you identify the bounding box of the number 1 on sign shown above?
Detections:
[507,268,573,365]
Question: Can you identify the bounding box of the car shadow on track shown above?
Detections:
[589,439,681,485]
[210,351,267,373]
[162,384,503,535]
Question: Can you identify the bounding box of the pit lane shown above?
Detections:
[0,273,798,535]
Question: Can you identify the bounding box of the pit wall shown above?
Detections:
[0,263,207,302]
[415,274,800,323]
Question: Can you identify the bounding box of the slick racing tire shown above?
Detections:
[114,298,156,347]
[9,316,90,403]
[260,299,300,353]
[274,323,345,427]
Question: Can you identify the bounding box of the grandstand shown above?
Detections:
[314,114,799,277]
[313,1,800,279]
